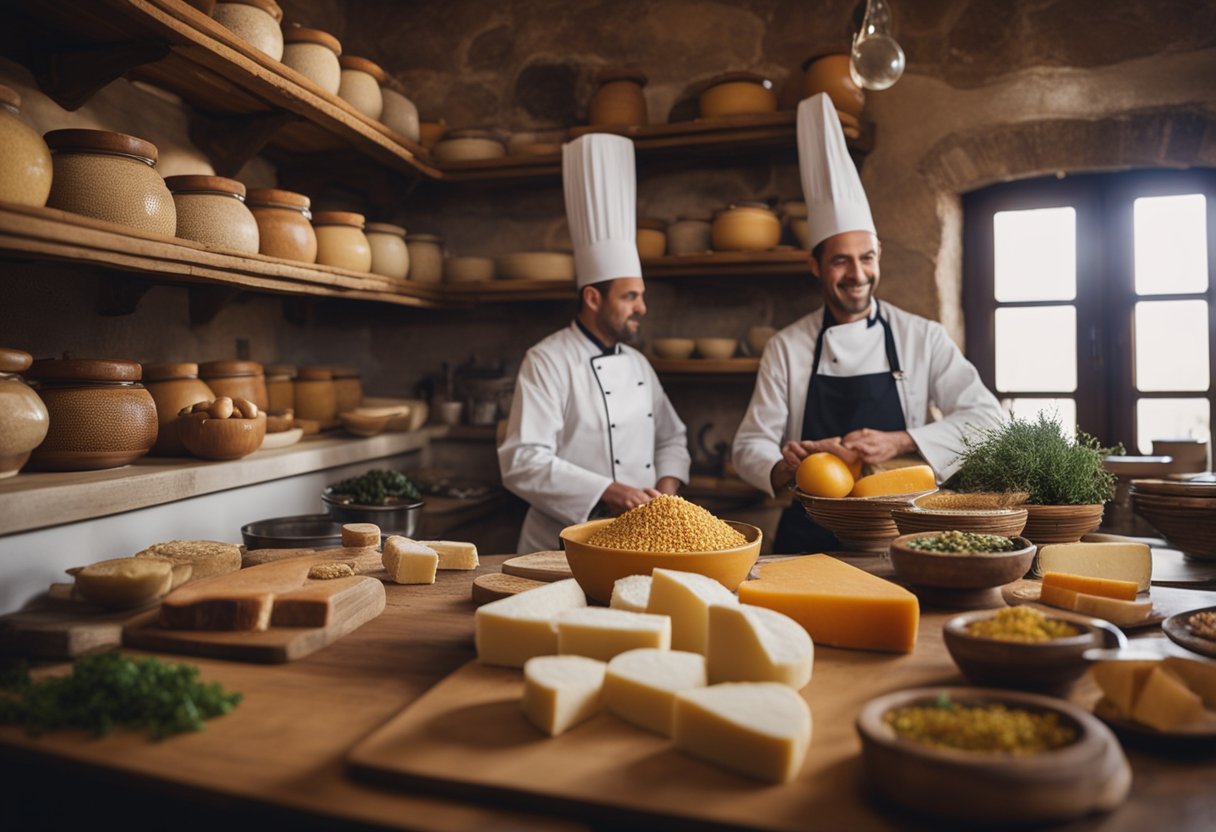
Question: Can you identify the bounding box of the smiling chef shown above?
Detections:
[732,92,1005,554]
[498,132,691,554]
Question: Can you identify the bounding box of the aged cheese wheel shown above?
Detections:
[341,523,381,548]
[135,539,242,579]
[74,556,174,608]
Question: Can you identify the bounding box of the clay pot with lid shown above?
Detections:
[338,56,386,119]
[25,357,158,472]
[365,222,409,279]
[432,128,507,162]
[380,82,421,144]
[0,85,52,208]
[405,233,444,283]
[698,71,777,119]
[141,362,215,456]
[165,175,260,254]
[281,25,342,94]
[712,202,781,252]
[636,218,667,259]
[667,212,713,255]
[246,188,316,262]
[198,359,268,411]
[212,0,284,60]
[44,129,176,237]
[802,52,865,119]
[329,366,363,414]
[0,348,50,477]
[294,367,337,422]
[264,363,296,412]
[589,68,648,127]
[313,211,372,272]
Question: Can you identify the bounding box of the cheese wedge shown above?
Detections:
[646,568,738,654]
[603,648,707,736]
[474,578,587,667]
[417,540,479,570]
[707,603,813,689]
[673,682,812,784]
[610,574,652,613]
[1163,656,1216,709]
[1091,660,1161,716]
[1131,666,1206,731]
[557,607,671,662]
[1037,584,1153,627]
[738,555,919,653]
[1036,542,1151,591]
[521,655,606,736]
[382,536,438,584]
[341,523,381,549]
[849,464,935,498]
[1041,571,1138,602]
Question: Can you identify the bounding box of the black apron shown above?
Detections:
[775,302,908,553]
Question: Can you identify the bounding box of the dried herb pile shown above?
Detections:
[328,469,421,505]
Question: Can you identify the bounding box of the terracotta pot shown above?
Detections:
[338,56,386,119]
[589,68,647,127]
[44,129,176,236]
[712,202,781,252]
[246,188,317,263]
[380,86,420,143]
[698,71,777,119]
[636,217,667,259]
[141,362,215,456]
[198,359,267,411]
[329,366,363,414]
[405,233,444,283]
[0,85,52,208]
[0,348,50,477]
[212,0,284,60]
[313,210,372,272]
[25,357,158,471]
[667,212,713,255]
[801,52,865,119]
[165,175,259,254]
[264,363,296,412]
[294,367,337,421]
[1021,504,1105,545]
[281,26,342,94]
[365,222,409,279]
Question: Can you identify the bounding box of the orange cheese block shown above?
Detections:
[737,554,919,653]
[849,464,936,498]
[1041,571,1138,601]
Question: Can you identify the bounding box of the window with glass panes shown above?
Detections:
[963,169,1214,455]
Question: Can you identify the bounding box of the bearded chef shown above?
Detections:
[732,93,1005,554]
[498,133,691,554]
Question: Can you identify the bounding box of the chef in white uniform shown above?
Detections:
[732,93,1005,553]
[498,133,691,553]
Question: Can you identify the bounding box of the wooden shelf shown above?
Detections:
[648,357,761,378]
[643,249,811,278]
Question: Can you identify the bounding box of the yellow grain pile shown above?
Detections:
[917,491,1029,510]
[587,495,746,552]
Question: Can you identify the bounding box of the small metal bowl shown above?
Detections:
[241,513,346,550]
[321,488,423,536]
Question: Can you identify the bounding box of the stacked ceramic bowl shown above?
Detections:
[1130,476,1216,559]
[794,488,930,553]
[892,491,1029,538]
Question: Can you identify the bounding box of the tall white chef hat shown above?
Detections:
[562,133,643,289]
[798,92,876,250]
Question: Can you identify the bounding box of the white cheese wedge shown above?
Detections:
[610,574,652,613]
[645,568,738,654]
[382,536,438,584]
[417,540,479,570]
[707,603,814,690]
[1069,592,1154,628]
[1036,542,1152,591]
[673,682,812,784]
[557,607,671,662]
[1091,660,1161,717]
[475,578,587,667]
[1163,656,1216,710]
[1131,666,1206,731]
[521,654,606,736]
[603,648,707,736]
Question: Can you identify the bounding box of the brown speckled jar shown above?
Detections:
[212,0,284,60]
[313,211,372,272]
[0,348,50,478]
[25,357,158,471]
[198,359,267,411]
[246,188,317,263]
[282,26,342,94]
[0,85,52,208]
[165,175,260,254]
[44,129,176,236]
[328,366,363,414]
[264,363,296,412]
[141,362,215,456]
[338,55,386,119]
[294,367,337,422]
[365,222,409,279]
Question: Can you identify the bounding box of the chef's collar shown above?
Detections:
[823,299,881,329]
[575,318,618,356]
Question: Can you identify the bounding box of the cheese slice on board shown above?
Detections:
[707,603,813,689]
[673,682,812,784]
[1041,571,1139,601]
[849,464,935,498]
[738,555,919,653]
[1036,542,1152,591]
[475,578,587,667]
[646,568,738,654]
[610,574,652,613]
[1090,660,1161,716]
[1038,583,1153,627]
[417,540,479,570]
[603,648,707,737]
[557,607,671,662]
[1131,666,1206,731]
[521,654,606,736]
[382,537,438,584]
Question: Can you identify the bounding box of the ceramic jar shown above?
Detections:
[25,357,158,472]
[44,129,176,236]
[281,26,342,94]
[405,233,444,283]
[418,119,446,149]
[365,222,409,279]
[0,85,52,208]
[264,363,296,412]
[165,175,260,253]
[802,52,865,119]
[698,71,777,119]
[313,211,372,272]
[246,188,317,263]
[0,348,50,478]
[294,367,337,422]
[667,212,713,255]
[338,56,386,120]
[380,84,421,143]
[636,218,667,259]
[212,0,284,60]
[444,255,495,283]
[329,366,363,414]
[589,68,647,127]
[779,200,810,250]
[198,359,268,411]
[141,362,215,456]
[712,202,782,252]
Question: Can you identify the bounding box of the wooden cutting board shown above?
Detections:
[501,551,572,582]
[0,591,158,660]
[1002,579,1216,629]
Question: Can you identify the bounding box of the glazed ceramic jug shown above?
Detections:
[0,85,52,207]
[0,348,50,478]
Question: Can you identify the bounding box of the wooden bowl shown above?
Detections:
[653,338,695,360]
[340,410,391,437]
[1021,503,1104,544]
[943,608,1126,691]
[694,337,737,360]
[264,408,295,433]
[1130,485,1216,560]
[176,411,266,460]
[559,518,761,605]
[887,532,1035,608]
[794,488,925,553]
[891,506,1028,538]
[856,687,1131,824]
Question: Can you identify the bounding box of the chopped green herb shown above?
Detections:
[328,469,421,505]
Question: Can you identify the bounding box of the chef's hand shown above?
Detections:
[842,428,916,463]
[655,476,681,496]
[600,481,660,515]
[770,438,860,491]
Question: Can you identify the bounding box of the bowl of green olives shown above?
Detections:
[321,468,424,536]
[887,531,1036,609]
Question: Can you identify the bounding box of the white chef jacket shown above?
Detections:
[732,301,1005,496]
[499,322,691,553]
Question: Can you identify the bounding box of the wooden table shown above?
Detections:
[2,555,1215,831]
